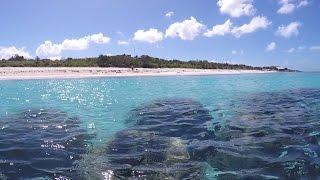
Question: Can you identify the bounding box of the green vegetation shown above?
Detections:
[0,54,295,71]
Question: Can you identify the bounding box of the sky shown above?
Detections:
[0,0,319,71]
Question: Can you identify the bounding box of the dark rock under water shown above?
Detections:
[0,109,94,180]
[79,89,320,180]
[2,89,320,179]
[207,88,320,179]
[77,99,215,179]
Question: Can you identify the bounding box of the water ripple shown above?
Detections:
[0,109,94,179]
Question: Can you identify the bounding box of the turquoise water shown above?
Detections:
[1,72,320,179]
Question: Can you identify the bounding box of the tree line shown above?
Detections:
[0,54,295,72]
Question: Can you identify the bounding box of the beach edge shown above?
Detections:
[0,67,279,80]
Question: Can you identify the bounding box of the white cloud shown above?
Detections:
[61,33,110,50]
[204,19,233,37]
[116,31,124,36]
[133,28,164,43]
[231,16,271,38]
[278,1,296,14]
[203,16,271,38]
[266,42,276,51]
[165,17,205,40]
[217,0,256,18]
[287,47,296,53]
[0,46,32,60]
[165,11,174,18]
[277,0,309,14]
[231,50,244,55]
[36,33,110,59]
[89,33,111,44]
[61,38,89,50]
[276,22,301,38]
[310,46,320,51]
[297,0,309,8]
[283,45,308,53]
[36,41,62,58]
[117,40,130,46]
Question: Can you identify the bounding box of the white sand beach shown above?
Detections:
[0,67,276,80]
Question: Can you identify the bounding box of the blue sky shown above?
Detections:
[0,0,319,71]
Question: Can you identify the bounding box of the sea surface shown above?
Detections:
[1,72,320,179]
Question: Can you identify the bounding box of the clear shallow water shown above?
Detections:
[1,72,320,179]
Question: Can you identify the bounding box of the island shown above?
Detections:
[0,54,298,80]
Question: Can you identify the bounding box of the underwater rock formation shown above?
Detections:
[208,88,320,179]
[4,88,320,179]
[0,109,93,179]
[78,99,215,179]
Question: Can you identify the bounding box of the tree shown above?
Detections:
[8,54,25,61]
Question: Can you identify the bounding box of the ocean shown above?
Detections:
[1,72,320,179]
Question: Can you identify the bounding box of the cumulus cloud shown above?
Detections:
[278,0,296,14]
[310,46,320,51]
[203,16,271,38]
[36,41,62,58]
[165,11,174,18]
[217,0,256,18]
[36,33,110,59]
[231,16,271,38]
[204,19,233,37]
[0,46,32,60]
[266,42,276,51]
[297,0,309,8]
[277,0,309,14]
[61,33,110,50]
[276,22,301,38]
[165,17,205,40]
[89,33,110,44]
[133,28,164,43]
[117,40,130,46]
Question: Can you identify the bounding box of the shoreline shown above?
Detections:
[0,67,277,80]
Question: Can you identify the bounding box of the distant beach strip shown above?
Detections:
[0,67,277,80]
